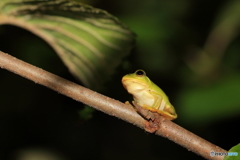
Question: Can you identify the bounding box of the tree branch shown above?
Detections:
[0,50,227,160]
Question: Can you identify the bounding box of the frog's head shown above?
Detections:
[122,70,151,94]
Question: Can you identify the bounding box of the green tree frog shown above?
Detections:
[122,69,177,120]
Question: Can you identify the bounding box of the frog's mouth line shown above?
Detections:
[122,78,149,95]
[122,77,148,86]
[122,79,148,90]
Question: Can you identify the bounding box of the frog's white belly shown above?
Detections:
[133,89,155,107]
[123,80,164,110]
[133,88,166,111]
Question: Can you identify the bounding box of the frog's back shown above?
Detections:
[149,80,170,102]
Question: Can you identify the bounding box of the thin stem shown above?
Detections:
[0,51,227,160]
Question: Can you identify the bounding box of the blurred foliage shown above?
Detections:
[224,143,240,160]
[0,0,135,90]
[0,0,240,160]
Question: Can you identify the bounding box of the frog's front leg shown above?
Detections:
[132,101,155,120]
[132,102,161,133]
[149,90,163,109]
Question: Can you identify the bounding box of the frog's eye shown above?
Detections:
[135,69,146,77]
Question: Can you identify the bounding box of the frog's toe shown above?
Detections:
[124,101,131,105]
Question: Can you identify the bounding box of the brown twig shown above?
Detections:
[0,51,227,160]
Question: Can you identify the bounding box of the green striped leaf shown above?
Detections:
[0,0,135,89]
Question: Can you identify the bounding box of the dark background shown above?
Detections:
[0,0,240,159]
